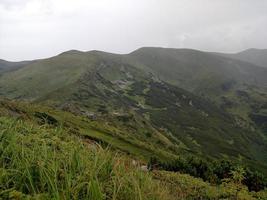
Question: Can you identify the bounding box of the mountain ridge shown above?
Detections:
[214,48,267,68]
[3,46,267,62]
[0,46,267,175]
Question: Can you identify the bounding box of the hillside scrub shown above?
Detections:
[0,116,267,199]
[148,155,267,192]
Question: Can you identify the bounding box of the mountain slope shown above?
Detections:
[1,98,266,199]
[0,59,33,74]
[218,48,267,68]
[128,47,267,91]
[0,51,98,99]
[0,48,267,174]
[126,47,267,134]
[1,48,267,100]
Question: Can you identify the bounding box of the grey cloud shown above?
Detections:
[0,0,30,9]
[0,0,267,61]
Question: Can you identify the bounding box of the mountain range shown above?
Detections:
[0,47,267,174]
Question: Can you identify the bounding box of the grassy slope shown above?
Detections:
[0,99,178,161]
[0,51,98,99]
[1,100,266,199]
[0,48,267,172]
[0,117,168,200]
[128,47,267,90]
[128,47,267,125]
[0,60,32,74]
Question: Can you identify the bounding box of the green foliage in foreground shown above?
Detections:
[0,117,167,200]
[0,116,267,200]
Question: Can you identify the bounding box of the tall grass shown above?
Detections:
[1,116,266,200]
[0,117,168,199]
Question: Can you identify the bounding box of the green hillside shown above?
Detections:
[0,59,32,74]
[0,52,266,163]
[128,48,267,127]
[0,47,267,192]
[128,47,267,90]
[1,98,267,199]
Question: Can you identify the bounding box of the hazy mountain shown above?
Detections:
[0,59,33,74]
[0,47,267,173]
[216,48,267,68]
[127,47,267,130]
[129,47,267,91]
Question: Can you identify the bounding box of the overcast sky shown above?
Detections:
[0,0,267,61]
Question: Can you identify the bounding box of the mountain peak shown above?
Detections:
[58,49,85,56]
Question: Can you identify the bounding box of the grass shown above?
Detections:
[1,116,267,199]
[0,117,168,200]
[4,98,179,161]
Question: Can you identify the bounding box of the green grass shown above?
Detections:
[0,117,169,200]
[0,98,177,161]
[1,116,266,200]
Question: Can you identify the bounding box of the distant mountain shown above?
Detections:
[128,47,267,92]
[0,47,267,173]
[216,48,267,68]
[0,59,33,74]
[127,48,267,133]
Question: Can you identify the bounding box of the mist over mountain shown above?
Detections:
[217,48,267,68]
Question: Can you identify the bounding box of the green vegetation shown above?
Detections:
[0,117,169,199]
[148,155,267,192]
[0,99,177,161]
[153,171,267,200]
[1,113,267,199]
[0,48,267,165]
[1,47,267,199]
